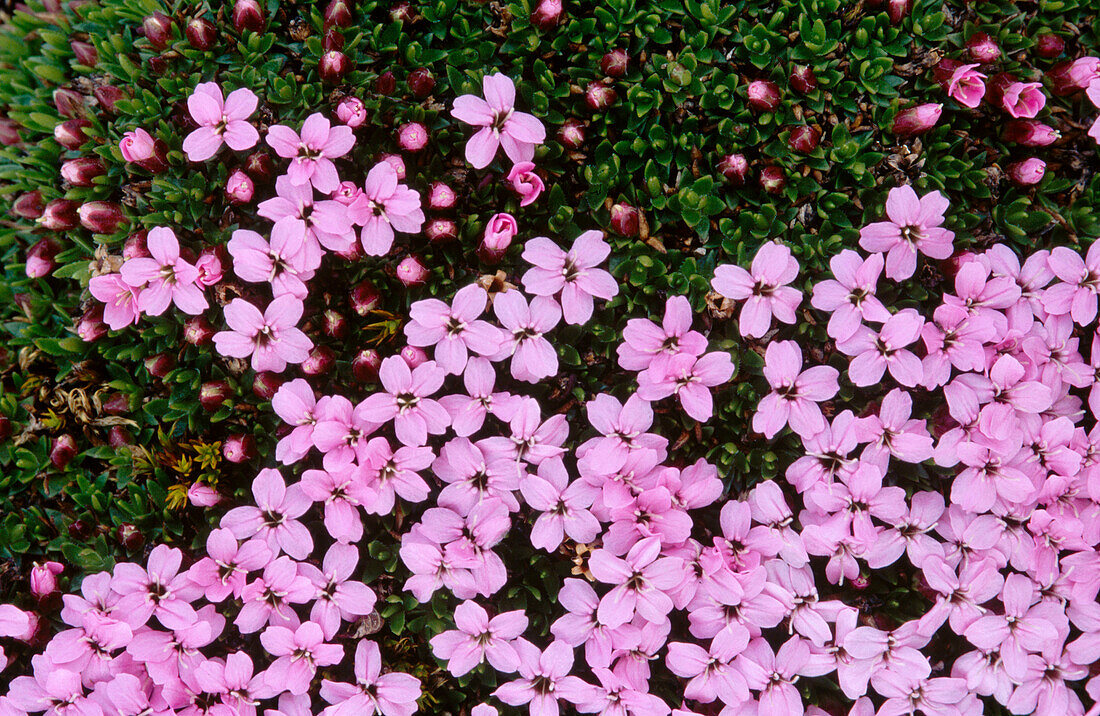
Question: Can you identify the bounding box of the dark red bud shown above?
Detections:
[93,85,127,115]
[350,280,381,316]
[887,0,909,24]
[788,125,821,153]
[199,381,232,411]
[759,165,786,193]
[0,416,11,441]
[107,426,132,447]
[102,393,130,414]
[123,230,150,260]
[142,12,174,49]
[322,309,349,339]
[966,32,1001,64]
[322,28,345,52]
[243,151,275,183]
[0,118,21,146]
[232,0,265,32]
[558,118,586,149]
[407,68,435,97]
[253,372,285,401]
[12,191,44,220]
[609,203,639,237]
[183,316,215,346]
[39,200,80,231]
[352,349,382,383]
[375,71,397,96]
[144,353,174,379]
[600,49,629,78]
[585,81,617,110]
[1034,33,1064,60]
[391,1,414,23]
[53,88,86,119]
[68,519,92,540]
[50,434,77,469]
[300,346,335,376]
[79,202,128,234]
[789,65,817,94]
[70,41,98,67]
[60,157,106,187]
[530,0,562,29]
[54,119,91,150]
[426,218,458,244]
[717,154,750,186]
[324,0,353,28]
[746,80,781,111]
[320,50,351,83]
[222,434,256,463]
[186,17,218,50]
[117,523,143,551]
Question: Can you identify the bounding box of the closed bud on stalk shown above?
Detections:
[480,212,518,263]
[558,118,585,149]
[585,81,617,110]
[53,88,85,119]
[407,68,435,97]
[531,0,562,29]
[186,17,217,50]
[142,11,174,49]
[610,202,639,237]
[30,562,63,599]
[0,117,20,145]
[70,41,97,67]
[746,80,781,111]
[1034,33,1064,60]
[428,181,456,210]
[1004,119,1060,146]
[788,125,821,153]
[123,230,150,260]
[323,30,343,53]
[759,165,786,193]
[401,346,428,367]
[12,191,44,220]
[68,519,91,541]
[77,307,107,342]
[79,201,127,233]
[320,50,351,83]
[233,0,265,33]
[39,200,80,230]
[188,483,222,507]
[322,309,348,339]
[146,54,168,76]
[54,119,90,150]
[352,349,382,382]
[350,280,381,316]
[144,353,174,378]
[396,255,428,286]
[25,239,58,279]
[1009,157,1046,185]
[102,393,130,415]
[223,433,256,463]
[324,0,353,28]
[226,170,254,204]
[60,157,106,187]
[336,96,366,127]
[375,71,397,96]
[398,122,429,151]
[253,372,284,400]
[718,153,750,186]
[244,151,274,183]
[51,434,77,469]
[184,316,216,345]
[601,49,628,78]
[966,32,1000,64]
[108,426,132,447]
[300,346,335,376]
[887,0,908,24]
[789,65,817,94]
[426,218,458,244]
[92,85,126,115]
[891,103,941,136]
[117,523,143,551]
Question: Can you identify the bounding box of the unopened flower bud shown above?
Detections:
[252,372,284,400]
[1003,119,1060,146]
[70,41,97,67]
[1008,157,1046,185]
[887,0,908,24]
[77,307,107,341]
[117,523,143,551]
[53,88,86,118]
[610,203,639,237]
[30,562,63,599]
[93,85,126,115]
[331,180,363,205]
[891,103,941,136]
[0,416,9,441]
[531,0,562,29]
[789,65,817,94]
[142,12,174,49]
[195,250,223,287]
[54,119,90,150]
[26,239,58,278]
[1048,57,1100,95]
[123,230,150,260]
[184,316,216,345]
[350,280,381,315]
[222,433,256,463]
[321,309,348,339]
[396,255,428,286]
[480,212,518,263]
[401,346,428,367]
[718,153,750,186]
[119,128,156,163]
[51,434,77,469]
[375,71,397,96]
[187,483,222,507]
[426,218,458,244]
[352,348,382,382]
[429,181,456,210]
[788,125,821,153]
[324,0,353,28]
[397,122,429,152]
[558,118,586,149]
[759,165,786,193]
[68,519,91,541]
[320,50,351,83]
[323,29,345,52]
[61,157,106,187]
[144,353,174,378]
[336,96,366,127]
[108,426,133,447]
[407,68,435,97]
[746,80,781,111]
[12,191,44,220]
[39,200,80,231]
[601,49,629,78]
[585,81,617,110]
[380,153,406,180]
[233,0,265,33]
[1034,33,1064,60]
[966,32,1000,64]
[102,393,130,414]
[186,17,217,50]
[300,346,335,376]
[0,117,19,146]
[244,151,275,183]
[79,201,128,233]
[226,170,254,204]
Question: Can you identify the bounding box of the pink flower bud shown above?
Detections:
[119,128,157,164]
[396,255,429,286]
[108,426,133,447]
[428,181,456,210]
[401,345,428,367]
[558,118,586,149]
[0,117,20,146]
[30,562,63,599]
[186,16,217,50]
[350,280,381,316]
[184,316,216,345]
[1034,33,1064,60]
[352,348,382,382]
[320,50,351,84]
[142,11,174,49]
[232,0,265,33]
[788,125,821,153]
[26,239,58,278]
[480,212,518,262]
[300,346,335,376]
[966,32,1000,64]
[39,200,80,231]
[187,483,222,507]
[322,309,348,339]
[225,170,254,204]
[1009,157,1046,185]
[381,153,406,180]
[324,0,353,28]
[718,153,750,186]
[222,433,256,463]
[759,165,786,194]
[507,161,544,206]
[117,523,143,551]
[78,201,128,234]
[426,218,458,243]
[585,81,617,111]
[244,151,275,183]
[253,372,284,400]
[61,157,106,187]
[123,230,150,260]
[610,203,639,237]
[746,80,781,111]
[1001,81,1045,119]
[1003,119,1060,146]
[12,191,44,220]
[70,41,97,67]
[789,65,817,94]
[407,68,435,97]
[531,0,562,29]
[93,85,126,115]
[51,434,77,469]
[102,393,130,414]
[887,0,908,24]
[336,96,367,127]
[54,119,90,150]
[195,250,223,286]
[77,307,107,342]
[1048,57,1100,95]
[331,180,363,205]
[397,122,429,152]
[375,71,397,96]
[601,49,629,78]
[891,103,942,136]
[53,88,86,118]
[144,353,174,379]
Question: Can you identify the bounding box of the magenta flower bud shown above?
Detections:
[225,170,254,204]
[1009,157,1046,185]
[718,153,750,186]
[401,345,428,368]
[0,117,21,146]
[610,203,639,237]
[30,562,63,599]
[93,85,126,115]
[331,180,363,206]
[68,519,92,541]
[102,393,130,415]
[480,212,518,262]
[966,32,1000,64]
[375,71,397,96]
[223,433,256,463]
[119,128,156,162]
[887,0,908,24]
[77,307,107,342]
[324,0,353,28]
[1004,119,1060,146]
[350,280,381,316]
[336,96,366,127]
[507,162,545,206]
[39,200,79,231]
[407,68,435,97]
[397,122,429,152]
[531,0,562,29]
[746,80,781,111]
[233,0,264,32]
[352,348,382,382]
[759,165,786,194]
[558,118,586,149]
[601,49,629,78]
[142,11,174,49]
[195,250,223,287]
[117,523,144,551]
[424,218,457,244]
[54,119,90,150]
[146,54,169,77]
[70,40,97,67]
[321,309,348,339]
[428,181,457,210]
[108,426,133,447]
[78,201,128,233]
[123,230,150,260]
[320,50,351,84]
[186,16,217,50]
[891,103,942,136]
[789,65,817,94]
[183,316,216,346]
[1034,33,1064,60]
[144,353,175,379]
[1048,57,1100,95]
[300,346,336,376]
[200,380,232,411]
[12,191,44,220]
[252,372,284,400]
[26,239,58,278]
[323,30,344,52]
[50,434,77,469]
[585,81,617,111]
[396,255,428,286]
[53,88,86,119]
[187,483,222,507]
[391,1,414,23]
[788,125,821,153]
[381,153,406,180]
[61,157,106,187]
[244,151,275,183]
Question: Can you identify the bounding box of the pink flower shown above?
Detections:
[493,290,562,382]
[336,96,366,127]
[618,295,708,371]
[481,212,518,260]
[837,308,925,387]
[220,468,313,559]
[225,169,254,203]
[666,626,751,704]
[193,652,268,716]
[119,128,155,162]
[754,340,839,439]
[1043,243,1100,325]
[478,396,567,466]
[636,351,734,422]
[213,295,314,373]
[181,82,259,161]
[736,637,813,716]
[493,640,590,715]
[260,621,344,695]
[228,225,319,299]
[195,249,223,286]
[119,227,208,316]
[272,378,319,464]
[521,231,619,325]
[357,356,449,446]
[919,556,1005,635]
[405,284,503,374]
[434,436,520,514]
[265,112,355,193]
[520,457,600,550]
[859,185,955,280]
[358,437,435,514]
[588,536,685,627]
[963,573,1064,681]
[810,250,891,341]
[437,357,518,437]
[29,562,63,599]
[186,527,272,603]
[234,556,315,633]
[257,175,354,254]
[88,273,141,329]
[347,160,425,256]
[1001,81,1046,118]
[854,388,934,469]
[320,640,421,716]
[507,161,544,206]
[946,63,987,108]
[712,242,803,338]
[110,544,199,630]
[451,73,546,169]
[300,456,372,543]
[430,600,529,676]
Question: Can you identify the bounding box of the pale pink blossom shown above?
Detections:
[859,186,955,280]
[754,340,839,439]
[521,231,619,325]
[451,73,546,168]
[265,112,355,193]
[492,290,561,382]
[213,296,313,373]
[712,242,802,338]
[182,83,259,161]
[120,227,207,316]
[347,160,424,256]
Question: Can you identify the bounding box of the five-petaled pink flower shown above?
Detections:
[357,356,450,447]
[260,621,344,695]
[588,536,685,627]
[221,468,314,560]
[492,639,590,715]
[754,340,839,439]
[228,225,320,299]
[859,185,955,280]
[182,82,260,161]
[266,112,355,193]
[347,160,425,256]
[1043,242,1100,325]
[636,351,734,422]
[119,227,208,316]
[1001,81,1045,119]
[320,640,422,716]
[493,290,562,383]
[712,241,803,338]
[213,295,313,373]
[451,72,546,169]
[521,231,619,325]
[405,284,503,375]
[946,63,987,108]
[430,600,529,677]
[88,273,142,329]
